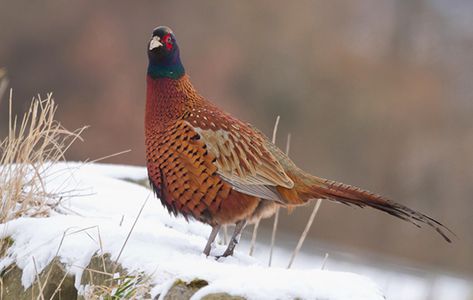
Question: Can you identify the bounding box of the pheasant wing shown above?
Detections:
[186,108,294,202]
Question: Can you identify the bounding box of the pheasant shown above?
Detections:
[145,26,452,257]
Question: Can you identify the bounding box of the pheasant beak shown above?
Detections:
[149,36,163,50]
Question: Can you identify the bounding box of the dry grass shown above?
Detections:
[0,90,86,224]
[82,271,151,300]
[79,194,151,299]
[287,199,322,269]
[0,78,149,298]
[0,88,86,298]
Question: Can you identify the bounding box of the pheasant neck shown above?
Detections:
[147,63,185,80]
[145,75,199,132]
[147,50,185,80]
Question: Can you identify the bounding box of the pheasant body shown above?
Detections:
[145,26,452,256]
[146,76,285,225]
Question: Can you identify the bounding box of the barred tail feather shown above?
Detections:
[305,176,454,243]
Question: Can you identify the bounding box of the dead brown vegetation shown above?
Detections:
[0,91,86,223]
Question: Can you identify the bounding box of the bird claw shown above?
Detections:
[214,251,233,260]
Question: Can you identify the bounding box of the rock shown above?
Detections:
[163,279,245,300]
[163,279,208,300]
[78,253,141,300]
[0,251,245,300]
[202,293,245,300]
[80,253,125,288]
[0,258,77,300]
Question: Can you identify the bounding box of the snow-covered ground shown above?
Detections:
[240,232,473,300]
[0,163,471,299]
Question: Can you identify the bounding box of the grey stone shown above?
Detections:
[0,258,77,300]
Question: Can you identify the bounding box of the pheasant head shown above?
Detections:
[147,26,185,80]
[145,26,198,132]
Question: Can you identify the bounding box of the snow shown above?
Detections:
[1,162,471,299]
[0,162,385,299]
[237,229,473,300]
[75,163,148,181]
[189,269,380,300]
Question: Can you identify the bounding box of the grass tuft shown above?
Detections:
[83,272,151,300]
[0,91,86,224]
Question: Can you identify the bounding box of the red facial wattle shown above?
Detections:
[163,33,173,51]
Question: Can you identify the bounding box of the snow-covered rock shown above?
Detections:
[0,162,384,299]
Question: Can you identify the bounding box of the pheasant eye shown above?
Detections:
[164,35,173,50]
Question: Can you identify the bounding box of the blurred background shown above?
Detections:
[1,0,472,298]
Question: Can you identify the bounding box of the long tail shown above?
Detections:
[298,173,454,242]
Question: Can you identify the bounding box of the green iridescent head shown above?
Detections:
[147,26,185,79]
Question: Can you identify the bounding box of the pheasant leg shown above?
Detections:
[219,220,247,257]
[203,225,221,256]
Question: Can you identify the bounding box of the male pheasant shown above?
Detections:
[145,26,452,257]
